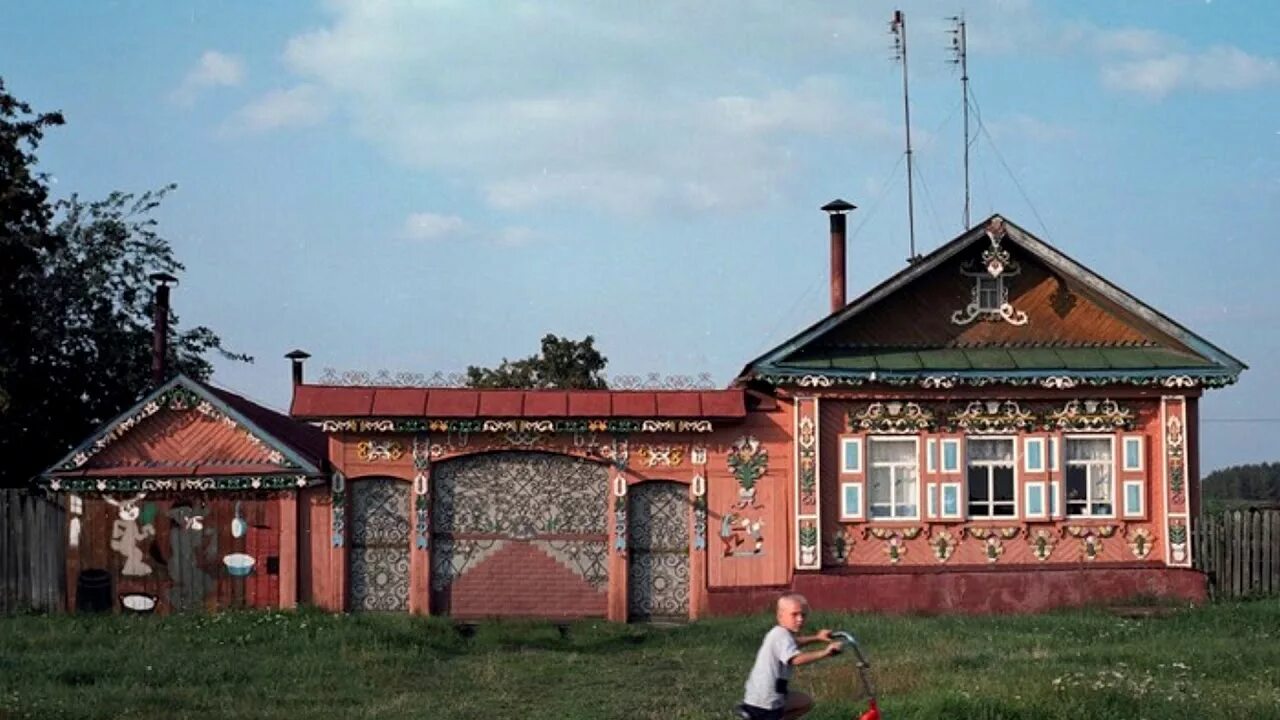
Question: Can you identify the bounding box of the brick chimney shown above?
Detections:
[149,272,178,386]
[822,199,856,314]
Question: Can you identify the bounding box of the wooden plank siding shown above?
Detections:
[1194,508,1280,600]
[812,243,1192,351]
[0,489,65,613]
[64,493,291,614]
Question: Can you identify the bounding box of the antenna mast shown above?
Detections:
[948,14,971,230]
[890,10,918,262]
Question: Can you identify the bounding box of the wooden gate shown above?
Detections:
[349,478,411,611]
[430,452,608,618]
[627,481,690,621]
[1194,508,1280,600]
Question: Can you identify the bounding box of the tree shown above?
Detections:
[0,78,249,487]
[1203,462,1280,504]
[466,334,608,389]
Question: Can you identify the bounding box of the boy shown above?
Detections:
[737,593,843,720]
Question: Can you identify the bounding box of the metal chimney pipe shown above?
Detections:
[286,349,311,386]
[822,199,856,314]
[149,272,178,386]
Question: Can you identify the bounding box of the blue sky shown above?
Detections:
[3,0,1277,472]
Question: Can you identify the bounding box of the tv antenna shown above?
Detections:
[890,10,919,263]
[948,14,971,230]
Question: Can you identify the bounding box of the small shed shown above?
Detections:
[38,375,326,615]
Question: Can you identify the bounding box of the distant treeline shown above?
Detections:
[1202,462,1280,504]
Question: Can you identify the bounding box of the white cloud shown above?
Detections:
[171,50,244,106]
[1103,46,1280,99]
[261,2,900,216]
[401,212,467,241]
[234,84,330,131]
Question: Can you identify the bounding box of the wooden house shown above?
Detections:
[38,211,1243,619]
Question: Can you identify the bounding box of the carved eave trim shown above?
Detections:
[312,418,718,434]
[750,370,1237,391]
[44,474,315,493]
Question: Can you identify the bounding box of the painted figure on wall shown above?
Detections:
[105,493,156,577]
[168,503,218,611]
[719,512,765,556]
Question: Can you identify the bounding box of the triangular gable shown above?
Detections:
[40,375,324,492]
[742,215,1245,387]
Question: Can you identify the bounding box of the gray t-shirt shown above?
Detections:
[743,625,800,709]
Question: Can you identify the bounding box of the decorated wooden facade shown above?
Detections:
[724,215,1242,613]
[39,376,326,615]
[287,386,785,620]
[38,213,1242,618]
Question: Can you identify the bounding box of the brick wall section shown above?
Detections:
[446,542,606,619]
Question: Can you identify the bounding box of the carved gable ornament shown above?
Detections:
[951,217,1029,327]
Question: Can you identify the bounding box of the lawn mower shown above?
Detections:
[831,630,880,720]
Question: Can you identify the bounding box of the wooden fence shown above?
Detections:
[1,489,66,613]
[1194,508,1280,600]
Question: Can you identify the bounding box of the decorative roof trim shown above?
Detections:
[751,368,1237,390]
[40,375,323,484]
[313,418,717,434]
[739,214,1245,381]
[46,474,315,493]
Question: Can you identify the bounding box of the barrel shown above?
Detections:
[75,569,113,613]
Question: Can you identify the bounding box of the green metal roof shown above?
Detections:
[783,346,1215,373]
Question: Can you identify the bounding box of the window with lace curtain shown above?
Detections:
[868,437,918,519]
[967,437,1015,518]
[1066,436,1114,517]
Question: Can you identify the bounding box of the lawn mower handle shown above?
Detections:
[830,631,880,720]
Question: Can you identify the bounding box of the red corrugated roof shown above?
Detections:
[290,385,747,419]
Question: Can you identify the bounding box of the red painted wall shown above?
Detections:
[708,566,1207,615]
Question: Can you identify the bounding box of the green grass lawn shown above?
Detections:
[2,600,1279,720]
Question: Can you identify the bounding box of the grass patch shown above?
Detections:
[1,601,1278,719]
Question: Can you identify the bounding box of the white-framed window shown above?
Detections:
[926,483,938,518]
[1122,436,1144,473]
[841,437,863,474]
[841,482,864,519]
[1025,481,1048,519]
[967,437,1016,518]
[1123,480,1145,518]
[1048,437,1060,472]
[1065,436,1115,517]
[926,439,938,473]
[941,438,962,473]
[1050,480,1061,517]
[868,436,919,519]
[1024,437,1045,473]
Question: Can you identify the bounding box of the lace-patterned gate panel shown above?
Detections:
[429,453,609,610]
[349,478,411,611]
[627,481,690,619]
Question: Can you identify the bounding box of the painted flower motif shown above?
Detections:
[932,531,956,562]
[1030,529,1056,561]
[985,537,1004,563]
[1128,528,1154,559]
[1083,535,1103,561]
